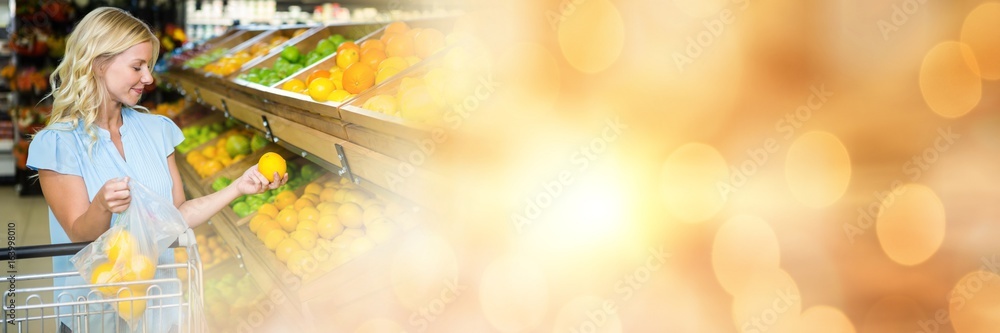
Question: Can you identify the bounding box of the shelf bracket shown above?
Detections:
[221,99,230,119]
[261,115,276,143]
[194,87,204,105]
[335,143,360,184]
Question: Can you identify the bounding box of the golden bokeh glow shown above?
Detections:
[730,268,802,333]
[390,231,459,310]
[875,184,947,266]
[798,306,856,333]
[671,0,729,18]
[919,41,983,118]
[660,143,729,223]
[960,3,1000,80]
[551,296,623,333]
[950,271,1000,333]
[860,296,924,333]
[785,131,852,208]
[712,215,782,295]
[557,0,625,74]
[495,42,561,111]
[352,318,407,333]
[479,254,550,332]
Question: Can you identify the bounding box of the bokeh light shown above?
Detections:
[479,253,550,332]
[860,296,924,333]
[552,296,623,333]
[390,231,459,310]
[659,143,729,223]
[353,318,407,333]
[960,3,1000,80]
[557,0,625,73]
[730,268,802,333]
[784,131,852,208]
[798,306,856,333]
[950,271,1000,333]
[919,41,983,118]
[712,215,782,295]
[875,183,946,266]
[671,0,729,18]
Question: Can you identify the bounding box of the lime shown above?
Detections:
[315,39,335,56]
[280,46,301,63]
[225,134,252,157]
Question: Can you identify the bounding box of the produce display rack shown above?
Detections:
[161,18,470,331]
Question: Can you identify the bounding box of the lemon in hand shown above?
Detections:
[258,152,287,182]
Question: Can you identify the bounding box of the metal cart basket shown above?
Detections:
[0,229,205,333]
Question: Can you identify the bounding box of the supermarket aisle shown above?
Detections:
[0,185,55,291]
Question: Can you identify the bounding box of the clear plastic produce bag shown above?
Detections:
[70,178,188,329]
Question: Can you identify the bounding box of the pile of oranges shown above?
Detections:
[281,22,446,104]
[246,177,409,278]
[184,131,252,178]
[204,35,290,76]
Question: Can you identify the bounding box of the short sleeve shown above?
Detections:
[157,115,184,156]
[26,128,82,177]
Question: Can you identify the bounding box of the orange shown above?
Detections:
[276,207,299,232]
[380,32,403,45]
[258,152,286,182]
[385,36,415,58]
[360,48,387,70]
[319,188,337,202]
[263,229,288,251]
[258,203,280,219]
[290,230,319,250]
[201,146,217,159]
[319,203,340,218]
[338,202,365,229]
[200,160,224,178]
[385,22,410,35]
[249,214,273,233]
[301,193,320,204]
[273,191,297,210]
[375,67,402,85]
[404,28,422,41]
[307,77,335,102]
[399,85,441,122]
[106,230,137,264]
[274,238,303,263]
[298,206,321,222]
[337,41,360,55]
[305,70,330,86]
[297,220,318,233]
[282,78,307,93]
[256,220,282,240]
[414,28,445,58]
[304,183,323,196]
[335,48,359,70]
[294,198,315,211]
[378,57,409,72]
[342,63,375,94]
[360,39,385,51]
[317,215,344,239]
[185,151,206,166]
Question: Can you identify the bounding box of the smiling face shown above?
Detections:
[99,41,154,107]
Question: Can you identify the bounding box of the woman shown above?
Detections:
[26,8,286,332]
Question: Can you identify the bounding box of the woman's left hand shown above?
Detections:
[233,164,289,195]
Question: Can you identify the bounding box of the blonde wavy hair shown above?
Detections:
[44,7,159,151]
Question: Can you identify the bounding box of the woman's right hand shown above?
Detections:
[96,177,131,213]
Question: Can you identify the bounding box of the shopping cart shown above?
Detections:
[0,229,205,333]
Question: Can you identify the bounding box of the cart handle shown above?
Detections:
[0,229,194,261]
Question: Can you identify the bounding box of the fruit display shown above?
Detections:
[184,130,271,178]
[238,33,355,87]
[203,35,291,76]
[281,22,448,104]
[203,273,267,333]
[246,175,410,279]
[223,160,326,218]
[150,99,187,119]
[174,233,232,271]
[184,48,228,69]
[176,118,238,154]
[351,35,489,124]
[89,230,157,321]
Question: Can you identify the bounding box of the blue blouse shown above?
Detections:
[27,107,185,332]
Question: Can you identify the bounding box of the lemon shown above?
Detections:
[91,262,121,296]
[290,230,319,250]
[362,94,398,115]
[106,230,137,264]
[275,238,302,263]
[263,230,289,251]
[338,203,365,229]
[326,89,352,103]
[257,152,286,182]
[114,289,147,322]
